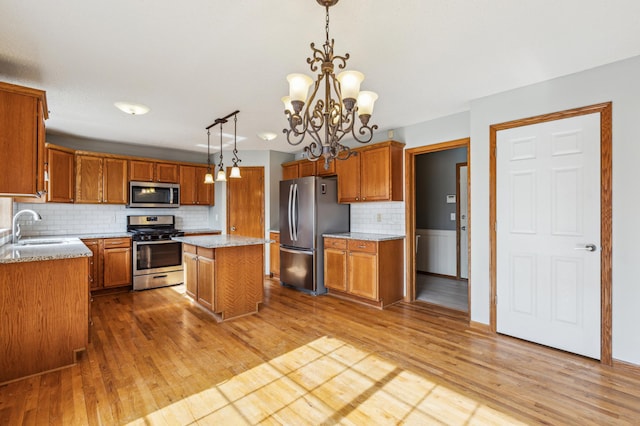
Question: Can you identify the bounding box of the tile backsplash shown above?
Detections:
[350,202,406,235]
[14,203,211,236]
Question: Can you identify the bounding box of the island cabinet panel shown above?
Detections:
[197,255,215,310]
[0,82,47,197]
[46,145,75,203]
[324,237,404,308]
[215,244,264,320]
[0,257,88,384]
[183,244,216,310]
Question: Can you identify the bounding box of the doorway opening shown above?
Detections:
[405,138,470,319]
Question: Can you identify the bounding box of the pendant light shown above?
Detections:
[229,114,241,178]
[203,129,214,184]
[216,121,227,182]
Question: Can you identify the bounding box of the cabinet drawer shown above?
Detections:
[325,237,347,250]
[184,244,197,254]
[348,239,377,253]
[104,237,131,248]
[197,247,214,259]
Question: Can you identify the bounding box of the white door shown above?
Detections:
[496,113,601,359]
[458,165,469,279]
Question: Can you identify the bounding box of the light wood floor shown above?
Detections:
[1,279,639,425]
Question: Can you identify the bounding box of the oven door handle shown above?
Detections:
[133,240,182,245]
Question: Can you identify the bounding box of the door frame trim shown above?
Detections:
[489,102,612,365]
[405,138,471,317]
[456,162,468,280]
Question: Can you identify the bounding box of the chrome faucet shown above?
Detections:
[12,209,42,244]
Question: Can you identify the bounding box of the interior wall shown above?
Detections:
[469,55,640,365]
[415,147,467,230]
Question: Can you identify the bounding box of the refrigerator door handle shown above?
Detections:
[293,183,298,241]
[288,183,294,241]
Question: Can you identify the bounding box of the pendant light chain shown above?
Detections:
[232,115,241,168]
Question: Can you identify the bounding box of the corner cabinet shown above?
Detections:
[324,236,404,308]
[335,140,404,203]
[0,81,48,197]
[75,155,128,204]
[179,165,214,205]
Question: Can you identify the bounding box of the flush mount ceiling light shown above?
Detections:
[257,131,277,141]
[282,0,378,170]
[205,110,241,183]
[114,101,150,115]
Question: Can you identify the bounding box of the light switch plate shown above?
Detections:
[450,213,456,221]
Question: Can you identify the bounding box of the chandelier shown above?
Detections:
[282,0,378,170]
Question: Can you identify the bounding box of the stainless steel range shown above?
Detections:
[128,215,185,290]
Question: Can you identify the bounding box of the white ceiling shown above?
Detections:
[1,0,640,155]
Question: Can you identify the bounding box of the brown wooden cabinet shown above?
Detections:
[46,144,75,203]
[183,244,215,310]
[269,231,280,278]
[130,160,180,183]
[336,140,404,203]
[180,165,214,205]
[0,82,48,197]
[82,237,131,291]
[75,155,128,204]
[324,236,404,308]
[281,158,336,180]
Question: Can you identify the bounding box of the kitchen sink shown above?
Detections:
[16,238,75,246]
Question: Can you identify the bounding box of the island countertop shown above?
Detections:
[172,234,271,248]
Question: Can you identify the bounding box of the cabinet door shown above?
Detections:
[336,154,361,203]
[47,147,75,203]
[103,247,132,287]
[129,160,154,182]
[103,158,128,204]
[75,155,103,203]
[324,248,347,291]
[348,251,378,300]
[197,256,215,311]
[316,159,336,176]
[360,146,391,201]
[269,232,280,277]
[183,250,198,299]
[179,165,197,205]
[82,239,103,290]
[195,166,214,205]
[298,161,316,177]
[156,163,179,183]
[282,163,299,180]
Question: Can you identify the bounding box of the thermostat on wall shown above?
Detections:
[446,195,456,203]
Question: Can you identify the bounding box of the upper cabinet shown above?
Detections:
[130,160,179,183]
[46,144,75,203]
[336,141,404,203]
[179,165,214,206]
[0,82,48,197]
[281,158,336,180]
[75,154,128,204]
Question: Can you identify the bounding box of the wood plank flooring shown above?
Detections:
[1,279,639,425]
[415,273,469,312]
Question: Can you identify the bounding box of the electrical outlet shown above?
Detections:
[376,213,382,222]
[450,213,456,221]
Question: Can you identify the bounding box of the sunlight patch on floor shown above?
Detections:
[127,336,525,425]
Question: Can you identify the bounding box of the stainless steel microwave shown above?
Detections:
[128,181,180,208]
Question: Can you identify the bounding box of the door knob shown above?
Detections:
[231,226,236,231]
[574,243,597,252]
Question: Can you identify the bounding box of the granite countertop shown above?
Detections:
[0,237,93,264]
[180,228,223,234]
[172,235,271,249]
[322,232,406,241]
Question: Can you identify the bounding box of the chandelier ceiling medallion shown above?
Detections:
[282,0,378,169]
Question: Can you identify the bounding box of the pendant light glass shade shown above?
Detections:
[229,166,241,178]
[216,168,227,182]
[204,172,214,184]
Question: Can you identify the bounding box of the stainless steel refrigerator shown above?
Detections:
[279,176,350,295]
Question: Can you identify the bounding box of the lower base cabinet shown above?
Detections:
[324,237,404,308]
[183,244,215,310]
[82,237,132,291]
[269,231,280,278]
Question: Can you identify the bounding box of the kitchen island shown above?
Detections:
[0,238,92,384]
[172,235,269,321]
